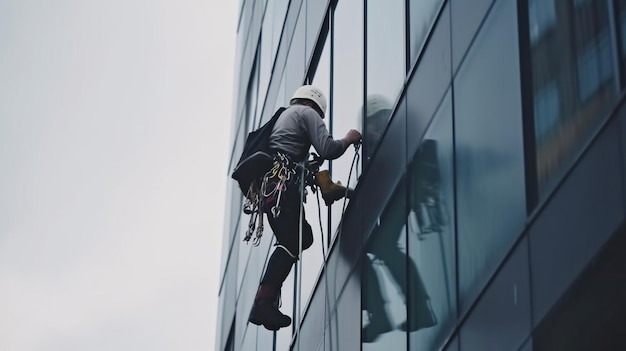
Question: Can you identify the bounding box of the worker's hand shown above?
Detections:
[342,129,362,145]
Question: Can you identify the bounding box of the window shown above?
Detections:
[362,178,408,349]
[365,0,405,162]
[299,34,331,317]
[408,0,443,64]
[245,61,259,133]
[616,2,626,85]
[331,0,364,239]
[407,91,456,350]
[454,0,526,312]
[528,0,556,44]
[258,7,273,121]
[525,0,617,200]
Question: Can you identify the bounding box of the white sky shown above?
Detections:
[0,1,237,350]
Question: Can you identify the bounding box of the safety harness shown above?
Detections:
[242,152,317,246]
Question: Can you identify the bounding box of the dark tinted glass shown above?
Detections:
[407,91,455,350]
[527,0,617,198]
[533,224,626,351]
[454,0,526,312]
[408,0,443,63]
[362,178,408,349]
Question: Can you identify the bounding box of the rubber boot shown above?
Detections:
[315,170,353,206]
[248,284,292,330]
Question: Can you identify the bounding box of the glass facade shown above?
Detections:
[407,91,456,350]
[364,0,405,164]
[330,0,364,240]
[526,0,618,202]
[454,0,526,312]
[218,0,626,350]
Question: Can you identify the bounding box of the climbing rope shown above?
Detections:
[295,143,361,349]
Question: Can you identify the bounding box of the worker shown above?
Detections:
[248,85,362,331]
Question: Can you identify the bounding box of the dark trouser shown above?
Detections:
[260,183,313,287]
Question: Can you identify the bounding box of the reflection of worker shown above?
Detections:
[363,94,393,161]
[356,95,444,341]
[248,85,362,331]
[410,139,445,238]
[361,183,437,342]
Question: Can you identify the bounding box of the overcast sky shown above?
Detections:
[0,1,237,350]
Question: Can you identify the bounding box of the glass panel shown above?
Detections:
[275,71,287,112]
[616,1,626,85]
[331,0,364,239]
[361,178,408,349]
[285,4,306,97]
[246,64,259,133]
[258,1,273,121]
[407,91,456,350]
[307,0,329,61]
[236,220,253,295]
[528,0,617,198]
[408,0,443,64]
[299,35,331,317]
[229,115,246,236]
[273,0,290,55]
[220,196,239,284]
[276,264,296,351]
[365,0,405,163]
[454,0,526,312]
[533,224,626,351]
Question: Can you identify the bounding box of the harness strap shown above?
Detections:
[275,244,297,259]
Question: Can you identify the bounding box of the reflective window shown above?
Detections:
[273,0,289,54]
[306,0,329,61]
[236,219,252,295]
[299,35,331,317]
[533,224,626,351]
[528,0,556,44]
[614,2,626,85]
[533,81,560,143]
[454,0,526,312]
[285,3,306,97]
[223,321,235,351]
[229,114,247,235]
[365,0,405,162]
[408,0,443,64]
[275,71,287,113]
[362,178,408,349]
[258,5,273,120]
[330,0,364,239]
[526,0,617,198]
[363,94,393,163]
[245,62,259,132]
[276,258,296,351]
[407,91,456,350]
[258,0,289,124]
[221,186,240,283]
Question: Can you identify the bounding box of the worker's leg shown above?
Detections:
[249,187,313,331]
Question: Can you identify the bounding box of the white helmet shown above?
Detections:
[290,85,327,116]
[365,94,392,117]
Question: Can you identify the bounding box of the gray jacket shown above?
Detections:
[269,105,346,162]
